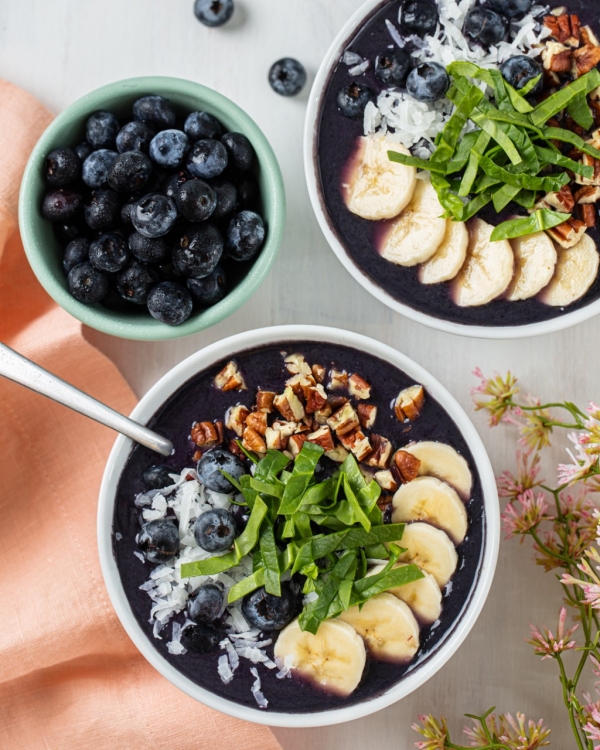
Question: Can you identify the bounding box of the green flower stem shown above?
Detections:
[529,527,572,564]
[556,654,587,750]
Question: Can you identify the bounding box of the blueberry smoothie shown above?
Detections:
[315,0,600,327]
[113,341,486,713]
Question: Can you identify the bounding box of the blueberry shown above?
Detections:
[336,82,375,119]
[463,7,507,47]
[401,0,439,36]
[242,585,295,631]
[406,62,450,102]
[226,210,265,262]
[82,149,118,188]
[67,262,109,304]
[63,238,90,273]
[121,200,136,225]
[149,129,189,169]
[221,132,254,171]
[44,147,81,188]
[194,0,234,27]
[89,232,130,273]
[162,171,188,200]
[133,95,177,131]
[181,623,220,654]
[193,508,237,552]
[129,232,169,263]
[143,464,174,488]
[500,55,543,92]
[107,151,153,193]
[116,261,159,305]
[86,110,120,149]
[375,50,412,87]
[175,179,217,222]
[42,189,83,222]
[147,281,193,325]
[187,139,228,179]
[172,223,223,277]
[184,111,223,141]
[116,121,155,154]
[268,58,307,97]
[131,193,178,238]
[211,179,237,220]
[74,141,94,162]
[137,519,179,563]
[487,0,532,18]
[187,265,228,306]
[84,188,121,231]
[189,582,225,623]
[197,447,246,493]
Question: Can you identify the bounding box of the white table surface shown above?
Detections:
[2,0,595,745]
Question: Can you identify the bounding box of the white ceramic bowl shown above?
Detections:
[98,324,499,727]
[304,0,600,339]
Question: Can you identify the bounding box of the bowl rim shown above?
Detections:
[18,75,286,341]
[97,324,500,728]
[303,0,600,340]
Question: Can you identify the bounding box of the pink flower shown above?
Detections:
[412,714,448,749]
[527,607,578,660]
[497,450,542,500]
[561,548,600,609]
[463,711,550,749]
[501,490,550,539]
[471,368,519,426]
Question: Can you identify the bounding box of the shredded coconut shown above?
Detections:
[349,59,371,76]
[250,667,268,709]
[342,50,364,66]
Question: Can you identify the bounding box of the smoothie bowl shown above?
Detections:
[98,325,499,726]
[305,0,600,338]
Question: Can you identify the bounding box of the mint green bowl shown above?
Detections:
[19,76,286,341]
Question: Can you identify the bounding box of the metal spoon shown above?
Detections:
[0,342,173,456]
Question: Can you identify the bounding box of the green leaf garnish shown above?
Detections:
[490,209,571,242]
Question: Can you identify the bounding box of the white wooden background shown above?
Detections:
[1,1,595,746]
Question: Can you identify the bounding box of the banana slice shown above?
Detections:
[539,233,599,307]
[419,219,469,284]
[368,562,442,625]
[379,179,447,266]
[396,522,458,588]
[402,441,472,500]
[338,593,420,663]
[344,136,417,221]
[506,231,557,301]
[274,618,366,697]
[452,218,514,307]
[391,476,468,545]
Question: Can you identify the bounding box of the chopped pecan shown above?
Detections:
[284,352,312,376]
[246,411,267,435]
[288,433,307,457]
[581,25,600,48]
[286,373,316,398]
[357,403,378,430]
[192,449,204,462]
[338,429,372,462]
[274,387,305,421]
[242,426,266,454]
[228,439,245,458]
[214,361,246,392]
[328,369,349,391]
[327,401,360,436]
[215,421,224,444]
[576,155,600,186]
[541,184,575,213]
[307,425,335,452]
[547,217,588,247]
[325,444,349,463]
[348,373,372,400]
[541,41,573,72]
[573,44,600,76]
[328,395,348,410]
[265,426,283,451]
[376,493,394,513]
[587,127,600,150]
[311,364,326,383]
[374,470,399,493]
[305,384,328,413]
[394,449,422,484]
[313,402,333,424]
[394,384,425,422]
[225,404,250,437]
[256,390,276,413]
[366,434,393,469]
[581,203,597,227]
[544,14,580,46]
[574,185,600,203]
[191,421,221,447]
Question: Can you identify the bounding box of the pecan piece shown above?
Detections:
[313,402,333,424]
[288,433,307,457]
[394,449,422,484]
[328,369,349,391]
[328,395,348,411]
[228,439,245,458]
[574,185,600,203]
[214,360,246,392]
[338,429,372,462]
[311,364,326,383]
[242,426,266,454]
[348,373,372,400]
[581,25,600,47]
[284,352,312,376]
[306,425,335,452]
[256,390,276,413]
[576,155,600,186]
[541,41,573,72]
[394,385,425,422]
[305,384,328,414]
[274,387,305,421]
[286,373,315,398]
[547,217,587,248]
[225,404,250,437]
[191,421,221,448]
[376,493,394,513]
[357,403,378,430]
[366,434,393,469]
[374,470,399,493]
[325,444,349,463]
[581,203,597,227]
[246,411,267,435]
[539,184,575,213]
[327,401,360,436]
[573,44,600,76]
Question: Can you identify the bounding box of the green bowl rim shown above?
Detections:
[18,76,286,341]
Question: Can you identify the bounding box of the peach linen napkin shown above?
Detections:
[0,80,282,750]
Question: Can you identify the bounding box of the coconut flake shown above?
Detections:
[167,621,187,655]
[342,50,364,66]
[133,551,146,564]
[250,668,268,709]
[349,59,370,77]
[218,654,234,685]
[385,19,406,48]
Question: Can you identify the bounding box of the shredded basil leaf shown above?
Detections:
[490,209,571,241]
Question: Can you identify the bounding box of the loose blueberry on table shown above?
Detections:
[41,94,267,326]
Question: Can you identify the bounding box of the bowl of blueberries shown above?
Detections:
[19,76,286,340]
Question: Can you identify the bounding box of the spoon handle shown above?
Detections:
[0,343,173,457]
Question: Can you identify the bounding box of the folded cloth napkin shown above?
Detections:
[0,80,282,750]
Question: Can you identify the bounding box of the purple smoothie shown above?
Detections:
[315,0,600,327]
[112,341,486,713]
